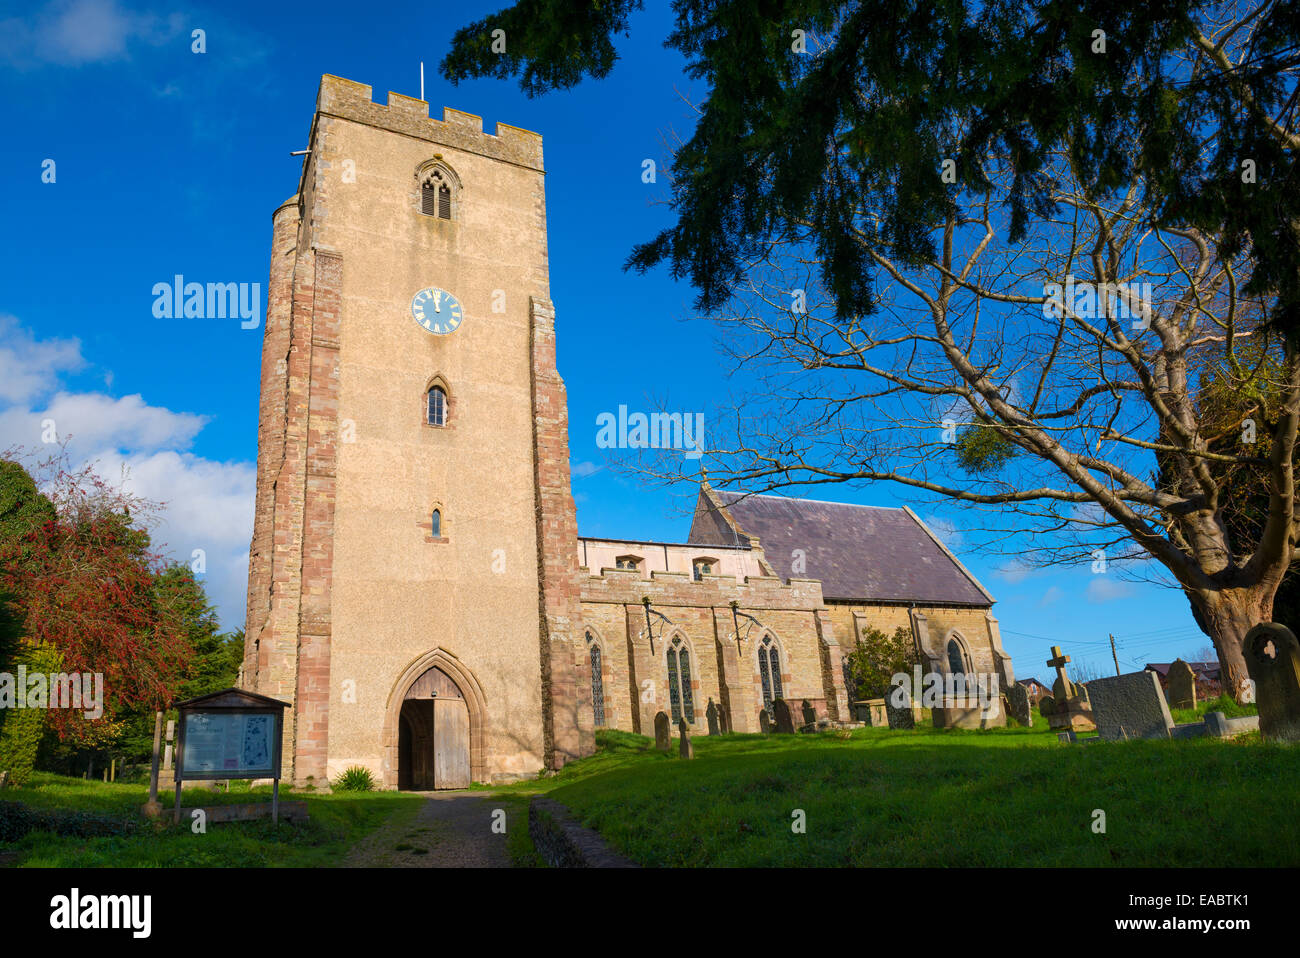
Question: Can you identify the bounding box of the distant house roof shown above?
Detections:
[688,486,993,606]
[1018,678,1050,690]
[1145,662,1220,680]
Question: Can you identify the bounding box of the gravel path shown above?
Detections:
[342,791,518,868]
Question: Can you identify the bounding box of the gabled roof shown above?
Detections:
[1145,662,1220,680]
[175,688,291,711]
[689,486,994,606]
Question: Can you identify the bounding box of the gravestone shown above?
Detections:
[1006,682,1032,728]
[801,700,817,727]
[884,694,917,730]
[654,711,671,751]
[863,699,888,727]
[1167,658,1197,709]
[706,699,721,736]
[759,709,772,734]
[772,699,796,734]
[1243,623,1300,742]
[1087,670,1175,741]
[678,718,694,759]
[1043,646,1095,731]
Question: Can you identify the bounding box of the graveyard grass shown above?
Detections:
[500,705,1300,868]
[2,698,1297,867]
[0,774,427,867]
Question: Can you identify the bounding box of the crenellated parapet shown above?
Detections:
[313,75,544,172]
[579,565,826,612]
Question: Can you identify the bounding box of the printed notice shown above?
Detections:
[181,712,275,775]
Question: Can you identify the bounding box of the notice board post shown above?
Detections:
[172,688,290,825]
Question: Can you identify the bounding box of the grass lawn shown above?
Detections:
[3,696,1292,868]
[0,774,426,867]
[488,705,1298,867]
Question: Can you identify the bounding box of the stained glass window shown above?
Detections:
[759,635,783,715]
[947,638,966,676]
[666,636,695,724]
[587,631,605,728]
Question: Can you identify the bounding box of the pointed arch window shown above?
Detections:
[418,163,459,220]
[758,633,784,715]
[427,385,447,426]
[666,635,695,725]
[947,638,967,676]
[430,508,442,538]
[586,630,605,728]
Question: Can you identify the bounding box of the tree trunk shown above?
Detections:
[1190,588,1270,702]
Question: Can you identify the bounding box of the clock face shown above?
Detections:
[411,287,463,335]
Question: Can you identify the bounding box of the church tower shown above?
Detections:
[243,75,593,787]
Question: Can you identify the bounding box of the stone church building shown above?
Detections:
[241,75,1013,788]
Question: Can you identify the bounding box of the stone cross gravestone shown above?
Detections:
[1043,645,1095,730]
[706,699,721,736]
[1086,670,1175,741]
[759,709,772,734]
[1243,623,1300,742]
[1166,658,1197,709]
[1006,682,1032,728]
[678,718,694,759]
[772,699,796,734]
[654,711,671,751]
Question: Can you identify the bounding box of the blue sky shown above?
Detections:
[0,0,1215,680]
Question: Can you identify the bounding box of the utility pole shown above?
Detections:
[1109,634,1121,676]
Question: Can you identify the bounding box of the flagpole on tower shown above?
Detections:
[420,62,425,101]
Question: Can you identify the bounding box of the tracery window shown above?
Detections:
[587,630,605,728]
[666,635,695,725]
[758,633,784,715]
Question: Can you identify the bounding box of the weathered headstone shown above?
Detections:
[1006,682,1032,728]
[801,700,817,727]
[706,699,721,736]
[884,693,917,730]
[678,718,694,759]
[1167,658,1197,709]
[654,711,671,751]
[1087,670,1175,741]
[1243,623,1300,742]
[863,698,887,727]
[759,709,772,734]
[772,699,796,734]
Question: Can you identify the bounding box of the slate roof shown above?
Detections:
[1145,662,1220,680]
[700,490,993,606]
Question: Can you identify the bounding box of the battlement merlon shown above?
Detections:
[313,74,544,173]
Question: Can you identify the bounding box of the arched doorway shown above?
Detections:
[398,666,470,789]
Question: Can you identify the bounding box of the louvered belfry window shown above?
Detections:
[421,169,453,219]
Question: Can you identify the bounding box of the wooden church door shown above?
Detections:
[432,695,471,788]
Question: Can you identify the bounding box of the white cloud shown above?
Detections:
[571,460,601,478]
[0,315,84,402]
[0,391,207,452]
[0,0,182,68]
[1086,577,1135,603]
[1038,585,1064,607]
[0,319,251,630]
[89,449,255,630]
